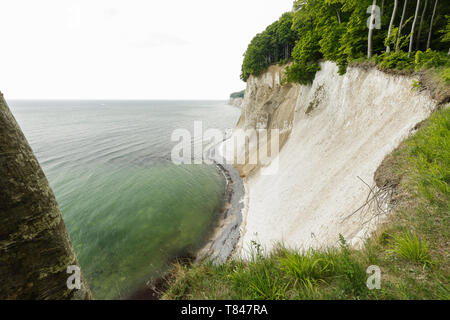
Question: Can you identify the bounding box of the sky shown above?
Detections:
[0,0,294,100]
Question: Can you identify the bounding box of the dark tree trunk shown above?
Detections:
[387,0,399,52]
[427,0,438,50]
[0,93,91,300]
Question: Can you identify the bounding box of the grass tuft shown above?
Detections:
[388,232,432,267]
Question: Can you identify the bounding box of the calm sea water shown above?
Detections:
[8,100,241,299]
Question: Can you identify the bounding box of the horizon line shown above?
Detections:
[5,98,230,101]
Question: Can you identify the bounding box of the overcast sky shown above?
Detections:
[0,0,294,100]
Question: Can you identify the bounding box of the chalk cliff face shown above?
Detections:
[233,62,437,256]
[228,97,244,108]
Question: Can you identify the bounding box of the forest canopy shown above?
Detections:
[240,0,450,84]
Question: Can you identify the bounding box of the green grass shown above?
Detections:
[388,232,431,267]
[163,108,450,300]
[437,66,450,85]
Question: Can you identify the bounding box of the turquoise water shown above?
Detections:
[9,100,241,299]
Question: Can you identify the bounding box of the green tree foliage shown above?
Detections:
[339,1,373,60]
[230,90,245,99]
[241,0,450,83]
[440,15,450,45]
[415,49,450,70]
[240,13,298,81]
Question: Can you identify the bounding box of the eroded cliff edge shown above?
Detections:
[232,61,438,256]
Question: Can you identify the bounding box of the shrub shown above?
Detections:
[284,62,321,85]
[337,59,348,75]
[415,49,450,71]
[375,51,414,71]
[416,51,450,84]
[332,235,368,296]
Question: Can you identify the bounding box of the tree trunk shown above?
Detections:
[368,0,378,58]
[396,0,408,51]
[0,93,92,300]
[387,0,399,53]
[416,0,428,50]
[426,0,438,50]
[335,8,342,24]
[408,0,421,57]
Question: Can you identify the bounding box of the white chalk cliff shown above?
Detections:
[228,97,244,108]
[230,61,437,256]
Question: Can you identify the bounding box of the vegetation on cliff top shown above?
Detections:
[230,90,245,99]
[164,107,450,300]
[241,0,450,84]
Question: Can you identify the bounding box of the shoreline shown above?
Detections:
[195,162,245,264]
[127,104,246,299]
[126,150,246,300]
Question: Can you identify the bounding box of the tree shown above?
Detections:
[427,0,439,49]
[408,0,422,57]
[241,12,299,81]
[416,0,429,50]
[0,93,91,300]
[240,32,272,81]
[324,0,344,23]
[277,12,297,60]
[396,0,409,51]
[387,0,399,52]
[242,0,448,83]
[339,0,372,60]
[368,0,378,58]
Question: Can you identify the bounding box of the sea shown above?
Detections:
[8,99,241,299]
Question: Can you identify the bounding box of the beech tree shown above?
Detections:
[416,0,429,50]
[396,0,409,51]
[0,93,91,300]
[408,0,422,57]
[241,13,298,81]
[427,0,439,49]
[277,12,298,60]
[324,0,344,24]
[386,0,399,52]
[242,0,448,83]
